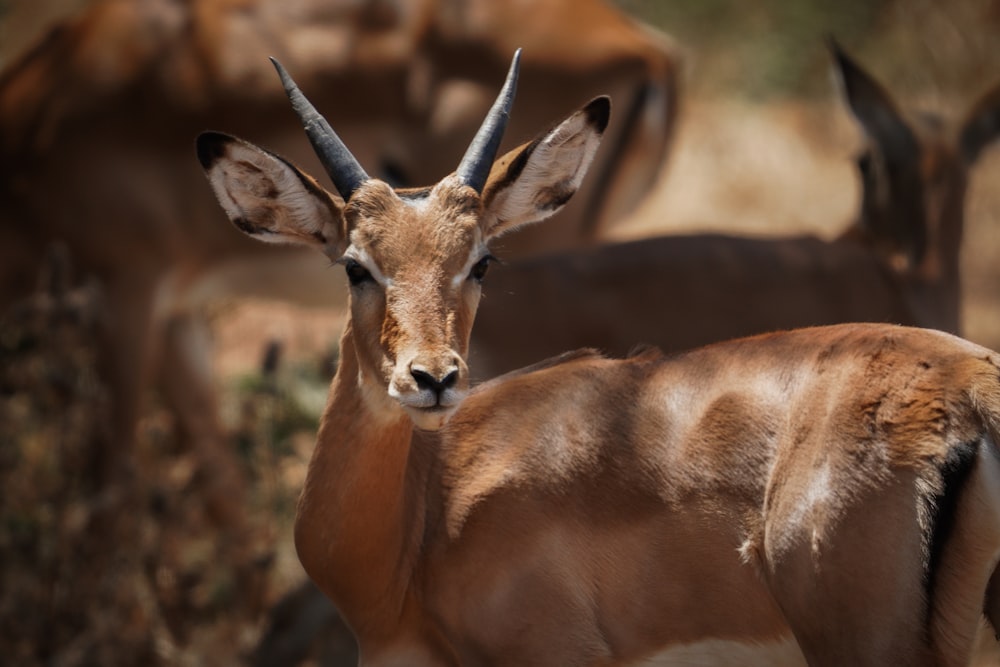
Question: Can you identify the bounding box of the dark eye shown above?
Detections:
[344,259,373,286]
[469,255,494,283]
[857,153,872,177]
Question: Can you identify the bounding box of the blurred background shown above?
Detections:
[1,0,999,665]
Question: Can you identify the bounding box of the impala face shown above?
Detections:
[341,177,489,430]
[198,50,609,431]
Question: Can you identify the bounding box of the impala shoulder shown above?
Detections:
[469,348,607,393]
[451,349,618,444]
[440,349,661,539]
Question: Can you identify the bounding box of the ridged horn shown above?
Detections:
[455,49,522,193]
[270,57,369,201]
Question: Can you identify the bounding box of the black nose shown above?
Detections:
[411,367,459,396]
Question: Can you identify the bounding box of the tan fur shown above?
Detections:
[202,88,1000,665]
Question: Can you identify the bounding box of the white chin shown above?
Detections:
[407,406,457,431]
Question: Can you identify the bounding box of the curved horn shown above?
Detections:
[456,49,522,193]
[270,57,369,201]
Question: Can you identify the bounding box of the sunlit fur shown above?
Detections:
[200,93,1000,666]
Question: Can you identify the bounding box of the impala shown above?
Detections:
[200,51,1000,665]
[470,40,998,380]
[0,0,678,523]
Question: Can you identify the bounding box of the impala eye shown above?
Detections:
[469,255,494,283]
[344,259,373,286]
[857,152,873,178]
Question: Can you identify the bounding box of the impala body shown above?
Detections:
[200,51,1000,665]
[471,42,997,380]
[0,0,678,523]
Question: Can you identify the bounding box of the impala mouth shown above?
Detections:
[405,403,460,431]
[388,367,467,430]
[392,388,466,431]
[412,404,453,417]
[417,403,451,412]
[389,385,466,410]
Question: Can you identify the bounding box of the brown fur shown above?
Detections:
[201,90,1000,665]
[469,45,1000,381]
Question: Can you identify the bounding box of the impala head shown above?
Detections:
[831,39,1000,283]
[196,51,609,430]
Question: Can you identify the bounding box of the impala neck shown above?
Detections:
[295,321,435,636]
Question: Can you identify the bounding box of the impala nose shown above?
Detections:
[410,364,459,398]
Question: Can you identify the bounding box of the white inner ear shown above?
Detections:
[269,177,339,244]
[487,110,603,236]
[208,142,338,247]
[207,163,253,224]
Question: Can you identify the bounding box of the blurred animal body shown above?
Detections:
[201,50,1000,666]
[469,41,1000,380]
[0,0,679,508]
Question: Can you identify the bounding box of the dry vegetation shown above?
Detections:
[3,0,1000,665]
[0,249,333,665]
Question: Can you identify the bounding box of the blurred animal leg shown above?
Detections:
[95,278,159,488]
[159,309,249,533]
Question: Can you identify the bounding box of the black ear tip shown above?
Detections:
[196,131,230,169]
[826,36,857,74]
[825,34,842,56]
[584,96,611,134]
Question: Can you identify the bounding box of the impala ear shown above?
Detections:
[959,80,1000,165]
[829,38,918,164]
[829,39,927,267]
[196,131,347,256]
[479,96,610,239]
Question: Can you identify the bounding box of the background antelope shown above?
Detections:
[469,40,999,380]
[200,50,1000,666]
